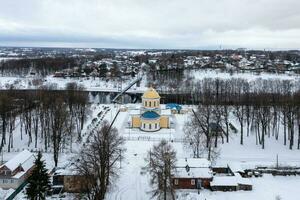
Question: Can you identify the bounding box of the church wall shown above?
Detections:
[160,116,169,128]
[132,116,141,128]
[141,118,160,131]
[142,98,160,109]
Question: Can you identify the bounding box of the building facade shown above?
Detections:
[0,150,35,189]
[173,158,213,189]
[131,87,170,132]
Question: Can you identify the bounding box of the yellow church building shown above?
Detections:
[131,87,170,132]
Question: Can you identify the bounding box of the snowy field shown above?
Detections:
[189,69,300,82]
[1,69,300,93]
[0,75,148,93]
[1,103,300,200]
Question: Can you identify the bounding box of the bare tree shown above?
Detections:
[183,118,203,158]
[190,105,220,162]
[142,140,177,200]
[234,105,245,145]
[50,97,70,167]
[75,120,125,200]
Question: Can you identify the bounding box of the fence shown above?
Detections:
[122,136,186,143]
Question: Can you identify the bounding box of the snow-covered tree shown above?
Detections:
[26,151,51,200]
[142,140,177,200]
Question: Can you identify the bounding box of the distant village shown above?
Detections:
[1,47,300,80]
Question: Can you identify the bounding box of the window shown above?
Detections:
[154,101,156,107]
[149,124,152,130]
[155,123,157,129]
[145,101,147,107]
[10,179,14,184]
[143,123,146,129]
[191,179,195,185]
[174,179,178,185]
[149,101,151,107]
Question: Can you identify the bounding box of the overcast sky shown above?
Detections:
[0,0,299,49]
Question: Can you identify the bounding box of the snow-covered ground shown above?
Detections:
[4,103,300,200]
[1,69,300,93]
[189,69,300,82]
[0,75,148,93]
[106,107,300,200]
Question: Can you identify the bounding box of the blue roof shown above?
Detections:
[166,103,182,110]
[141,111,160,119]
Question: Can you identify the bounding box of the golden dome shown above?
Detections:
[142,87,160,99]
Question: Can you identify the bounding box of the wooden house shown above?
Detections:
[210,176,238,191]
[210,173,252,191]
[234,173,252,191]
[173,158,213,189]
[0,150,35,189]
[52,164,89,193]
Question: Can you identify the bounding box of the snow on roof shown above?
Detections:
[210,176,238,187]
[175,158,212,179]
[12,171,26,179]
[175,167,213,179]
[2,150,34,172]
[177,158,211,168]
[166,103,182,110]
[234,173,252,185]
[229,163,250,173]
[54,163,78,176]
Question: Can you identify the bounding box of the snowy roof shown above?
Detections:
[166,103,182,110]
[229,163,249,173]
[210,176,238,187]
[177,158,211,168]
[175,167,213,179]
[12,171,26,179]
[54,163,78,176]
[1,150,35,173]
[234,173,252,185]
[175,158,212,179]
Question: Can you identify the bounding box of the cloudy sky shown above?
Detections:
[0,0,299,49]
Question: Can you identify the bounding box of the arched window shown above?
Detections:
[155,123,157,129]
[154,101,156,107]
[149,124,152,130]
[143,123,145,129]
[149,101,152,107]
[145,101,147,107]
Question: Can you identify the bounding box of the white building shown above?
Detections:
[0,150,35,189]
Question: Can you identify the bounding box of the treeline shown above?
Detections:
[0,57,80,77]
[0,83,90,166]
[160,78,300,152]
[155,77,300,106]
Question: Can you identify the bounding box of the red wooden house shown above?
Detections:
[173,158,213,189]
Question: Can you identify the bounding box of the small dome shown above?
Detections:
[143,87,160,99]
[141,111,160,119]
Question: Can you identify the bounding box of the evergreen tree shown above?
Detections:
[26,151,51,200]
